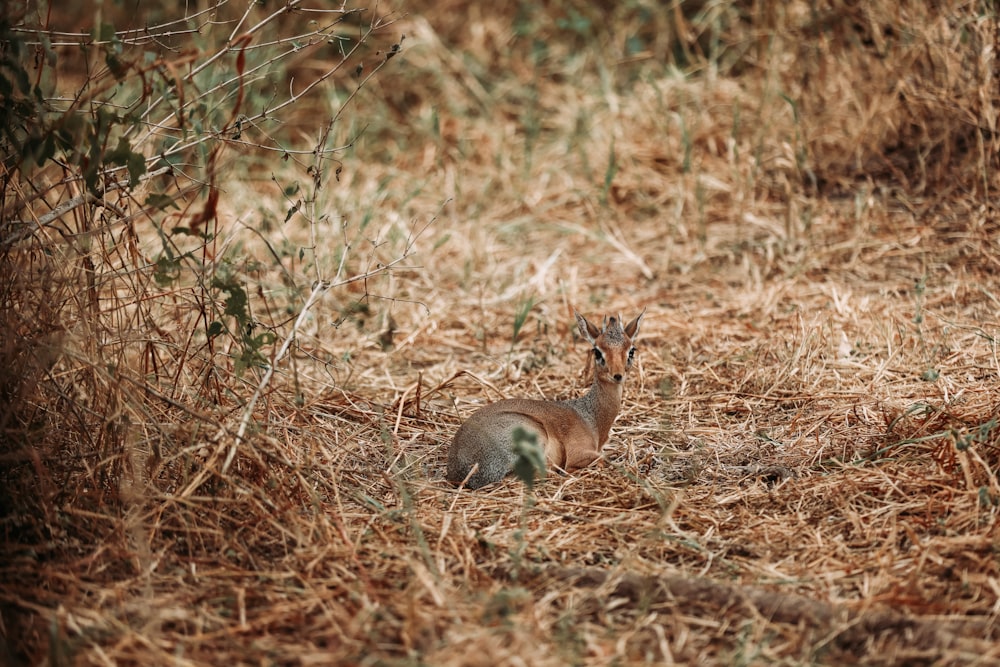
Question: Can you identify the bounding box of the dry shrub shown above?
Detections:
[0,2,411,661]
[777,1,1000,194]
[377,0,997,204]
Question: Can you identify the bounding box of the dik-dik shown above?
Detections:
[447,309,644,489]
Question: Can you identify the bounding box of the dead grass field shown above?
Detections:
[3,1,1000,665]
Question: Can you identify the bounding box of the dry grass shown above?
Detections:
[3,1,1000,665]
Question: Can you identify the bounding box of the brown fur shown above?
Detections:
[447,310,644,489]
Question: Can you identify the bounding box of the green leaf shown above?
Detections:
[223,285,248,319]
[512,295,536,342]
[433,233,451,250]
[207,321,225,337]
[106,52,127,79]
[23,133,55,167]
[126,148,146,186]
[145,193,180,211]
[97,22,117,42]
[153,254,181,286]
[106,137,146,187]
[511,427,545,490]
[252,332,277,348]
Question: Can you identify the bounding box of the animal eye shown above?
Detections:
[627,347,636,365]
[593,348,605,365]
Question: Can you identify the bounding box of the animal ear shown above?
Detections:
[574,311,601,343]
[624,308,645,338]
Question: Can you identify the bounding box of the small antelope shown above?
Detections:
[447,309,644,489]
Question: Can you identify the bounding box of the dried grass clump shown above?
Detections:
[781,2,999,194]
[3,1,1000,666]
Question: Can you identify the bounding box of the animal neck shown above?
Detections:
[568,375,624,446]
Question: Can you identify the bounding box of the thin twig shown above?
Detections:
[223,279,328,473]
[222,245,424,473]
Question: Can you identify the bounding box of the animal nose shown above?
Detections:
[613,373,623,382]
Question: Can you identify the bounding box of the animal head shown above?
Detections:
[575,309,645,384]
